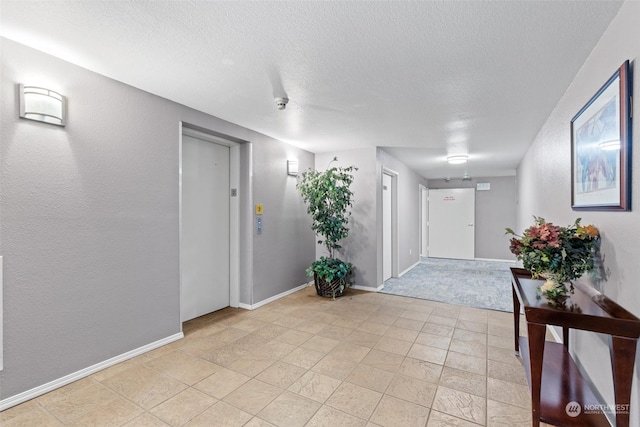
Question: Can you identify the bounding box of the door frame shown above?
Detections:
[382,168,399,282]
[179,123,240,317]
[419,185,428,257]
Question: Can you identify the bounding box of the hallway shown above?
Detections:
[1,286,549,426]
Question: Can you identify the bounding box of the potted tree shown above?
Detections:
[297,158,357,298]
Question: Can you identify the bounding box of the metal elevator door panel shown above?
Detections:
[181,134,230,321]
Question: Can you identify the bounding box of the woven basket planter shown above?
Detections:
[314,272,349,298]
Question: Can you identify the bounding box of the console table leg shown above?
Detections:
[513,287,521,355]
[610,336,637,427]
[527,322,546,427]
[563,327,569,351]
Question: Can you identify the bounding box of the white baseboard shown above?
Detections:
[351,284,384,292]
[239,279,384,309]
[239,282,311,310]
[475,258,516,263]
[0,332,184,412]
[399,260,420,277]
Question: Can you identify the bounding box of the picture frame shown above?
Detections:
[571,60,632,211]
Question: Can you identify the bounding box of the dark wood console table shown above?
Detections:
[510,267,640,427]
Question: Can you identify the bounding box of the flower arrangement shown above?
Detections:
[506,217,599,301]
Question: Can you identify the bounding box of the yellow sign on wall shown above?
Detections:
[255,204,263,215]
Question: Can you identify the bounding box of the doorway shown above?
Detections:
[428,188,475,259]
[180,127,239,322]
[382,170,398,282]
[419,185,428,257]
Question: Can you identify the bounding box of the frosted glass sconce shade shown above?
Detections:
[287,160,299,176]
[19,84,66,126]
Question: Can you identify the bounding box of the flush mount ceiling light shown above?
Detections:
[447,155,468,164]
[19,84,66,126]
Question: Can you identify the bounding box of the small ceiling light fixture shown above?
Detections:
[275,97,289,110]
[287,160,299,176]
[598,139,620,151]
[447,155,468,164]
[19,84,66,126]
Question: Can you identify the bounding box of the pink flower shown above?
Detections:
[532,241,547,250]
[509,238,523,256]
[525,227,540,238]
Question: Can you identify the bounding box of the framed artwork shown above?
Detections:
[571,60,632,211]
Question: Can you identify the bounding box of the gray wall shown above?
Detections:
[516,1,640,424]
[315,148,378,289]
[378,149,429,275]
[252,141,314,303]
[428,176,517,260]
[313,148,428,290]
[0,38,315,400]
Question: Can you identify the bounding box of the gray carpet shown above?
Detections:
[381,258,515,312]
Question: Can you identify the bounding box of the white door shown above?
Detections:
[428,188,475,259]
[420,186,428,256]
[383,173,393,281]
[181,134,230,321]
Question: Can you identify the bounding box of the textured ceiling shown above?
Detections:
[0,1,623,179]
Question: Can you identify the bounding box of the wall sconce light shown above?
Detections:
[287,160,299,176]
[447,155,468,164]
[19,84,66,126]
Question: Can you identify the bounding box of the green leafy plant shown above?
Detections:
[297,158,357,295]
[305,256,352,285]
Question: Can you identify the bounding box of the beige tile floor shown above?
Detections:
[0,286,556,427]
